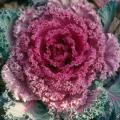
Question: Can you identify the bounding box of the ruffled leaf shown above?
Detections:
[95,102,116,120]
[97,1,117,32]
[72,91,108,120]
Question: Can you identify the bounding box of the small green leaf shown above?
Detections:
[97,1,117,31]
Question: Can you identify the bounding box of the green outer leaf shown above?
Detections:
[0,9,19,62]
[97,1,117,31]
[0,11,19,119]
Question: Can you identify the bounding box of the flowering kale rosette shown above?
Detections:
[2,0,120,112]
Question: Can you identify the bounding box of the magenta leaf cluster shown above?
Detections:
[2,0,120,112]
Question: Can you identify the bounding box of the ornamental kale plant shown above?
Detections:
[0,0,120,120]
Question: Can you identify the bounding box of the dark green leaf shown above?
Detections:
[118,36,120,43]
[31,0,48,5]
[21,0,48,6]
[27,101,53,120]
